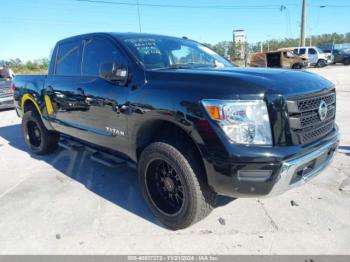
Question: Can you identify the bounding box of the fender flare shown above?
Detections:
[21,93,54,116]
[21,93,42,116]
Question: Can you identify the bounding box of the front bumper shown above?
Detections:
[267,138,338,196]
[206,131,339,198]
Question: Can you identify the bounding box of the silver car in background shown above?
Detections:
[0,78,14,110]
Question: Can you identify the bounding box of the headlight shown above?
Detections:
[202,99,272,145]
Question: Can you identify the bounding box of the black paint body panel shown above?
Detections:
[13,32,338,197]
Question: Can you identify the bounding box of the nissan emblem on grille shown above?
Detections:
[318,100,328,121]
[287,91,335,145]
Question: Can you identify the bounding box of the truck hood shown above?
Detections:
[147,67,334,99]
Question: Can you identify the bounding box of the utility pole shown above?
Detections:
[300,0,307,47]
[136,0,142,32]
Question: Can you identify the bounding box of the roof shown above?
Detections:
[57,32,188,44]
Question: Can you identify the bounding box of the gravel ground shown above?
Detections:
[0,65,349,254]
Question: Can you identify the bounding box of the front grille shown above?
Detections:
[287,91,336,145]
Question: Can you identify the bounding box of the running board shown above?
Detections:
[58,138,84,151]
[58,137,129,169]
[90,151,126,168]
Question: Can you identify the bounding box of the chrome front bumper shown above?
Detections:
[268,137,339,196]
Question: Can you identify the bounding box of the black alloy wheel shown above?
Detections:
[138,141,216,230]
[26,120,42,147]
[22,109,59,155]
[146,159,185,216]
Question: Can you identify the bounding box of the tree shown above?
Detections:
[211,42,226,56]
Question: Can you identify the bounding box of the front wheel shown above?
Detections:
[317,59,327,68]
[138,142,216,230]
[292,63,302,69]
[22,110,59,155]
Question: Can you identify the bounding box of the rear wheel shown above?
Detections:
[344,58,350,66]
[138,142,216,230]
[22,110,59,154]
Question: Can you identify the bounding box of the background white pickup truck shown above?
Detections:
[293,46,332,67]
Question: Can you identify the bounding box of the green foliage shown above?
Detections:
[204,32,350,60]
[0,58,49,74]
[203,41,237,60]
[251,32,350,52]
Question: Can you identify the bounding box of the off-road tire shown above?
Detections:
[22,110,59,155]
[138,141,216,230]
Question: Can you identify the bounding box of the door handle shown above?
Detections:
[76,88,85,95]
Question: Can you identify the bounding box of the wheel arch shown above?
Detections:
[292,62,302,69]
[134,119,210,183]
[22,94,42,115]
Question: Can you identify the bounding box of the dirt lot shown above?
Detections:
[0,65,349,254]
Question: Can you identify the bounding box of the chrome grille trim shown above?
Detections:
[287,90,336,145]
[287,92,336,113]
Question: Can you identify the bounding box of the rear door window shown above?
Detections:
[308,48,317,54]
[82,37,126,77]
[55,40,82,76]
[299,48,306,55]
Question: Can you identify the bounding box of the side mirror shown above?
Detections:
[99,62,128,86]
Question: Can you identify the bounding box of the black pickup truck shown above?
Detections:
[13,33,339,229]
[332,49,350,65]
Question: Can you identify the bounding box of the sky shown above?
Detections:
[1,0,350,62]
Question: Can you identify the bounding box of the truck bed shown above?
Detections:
[13,74,47,90]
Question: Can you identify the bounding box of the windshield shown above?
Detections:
[123,36,234,70]
[316,47,324,53]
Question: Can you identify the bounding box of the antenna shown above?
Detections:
[136,0,142,32]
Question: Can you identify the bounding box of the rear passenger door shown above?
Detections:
[307,48,318,64]
[44,39,85,132]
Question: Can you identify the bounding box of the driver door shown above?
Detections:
[71,36,130,152]
[333,50,342,63]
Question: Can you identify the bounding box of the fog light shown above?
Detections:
[237,170,272,182]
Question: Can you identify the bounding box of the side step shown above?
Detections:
[58,138,84,151]
[90,151,126,168]
[58,137,130,169]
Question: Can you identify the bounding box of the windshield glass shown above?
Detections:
[123,36,234,70]
[316,47,324,53]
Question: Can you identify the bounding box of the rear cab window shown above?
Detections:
[308,48,317,54]
[299,48,306,55]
